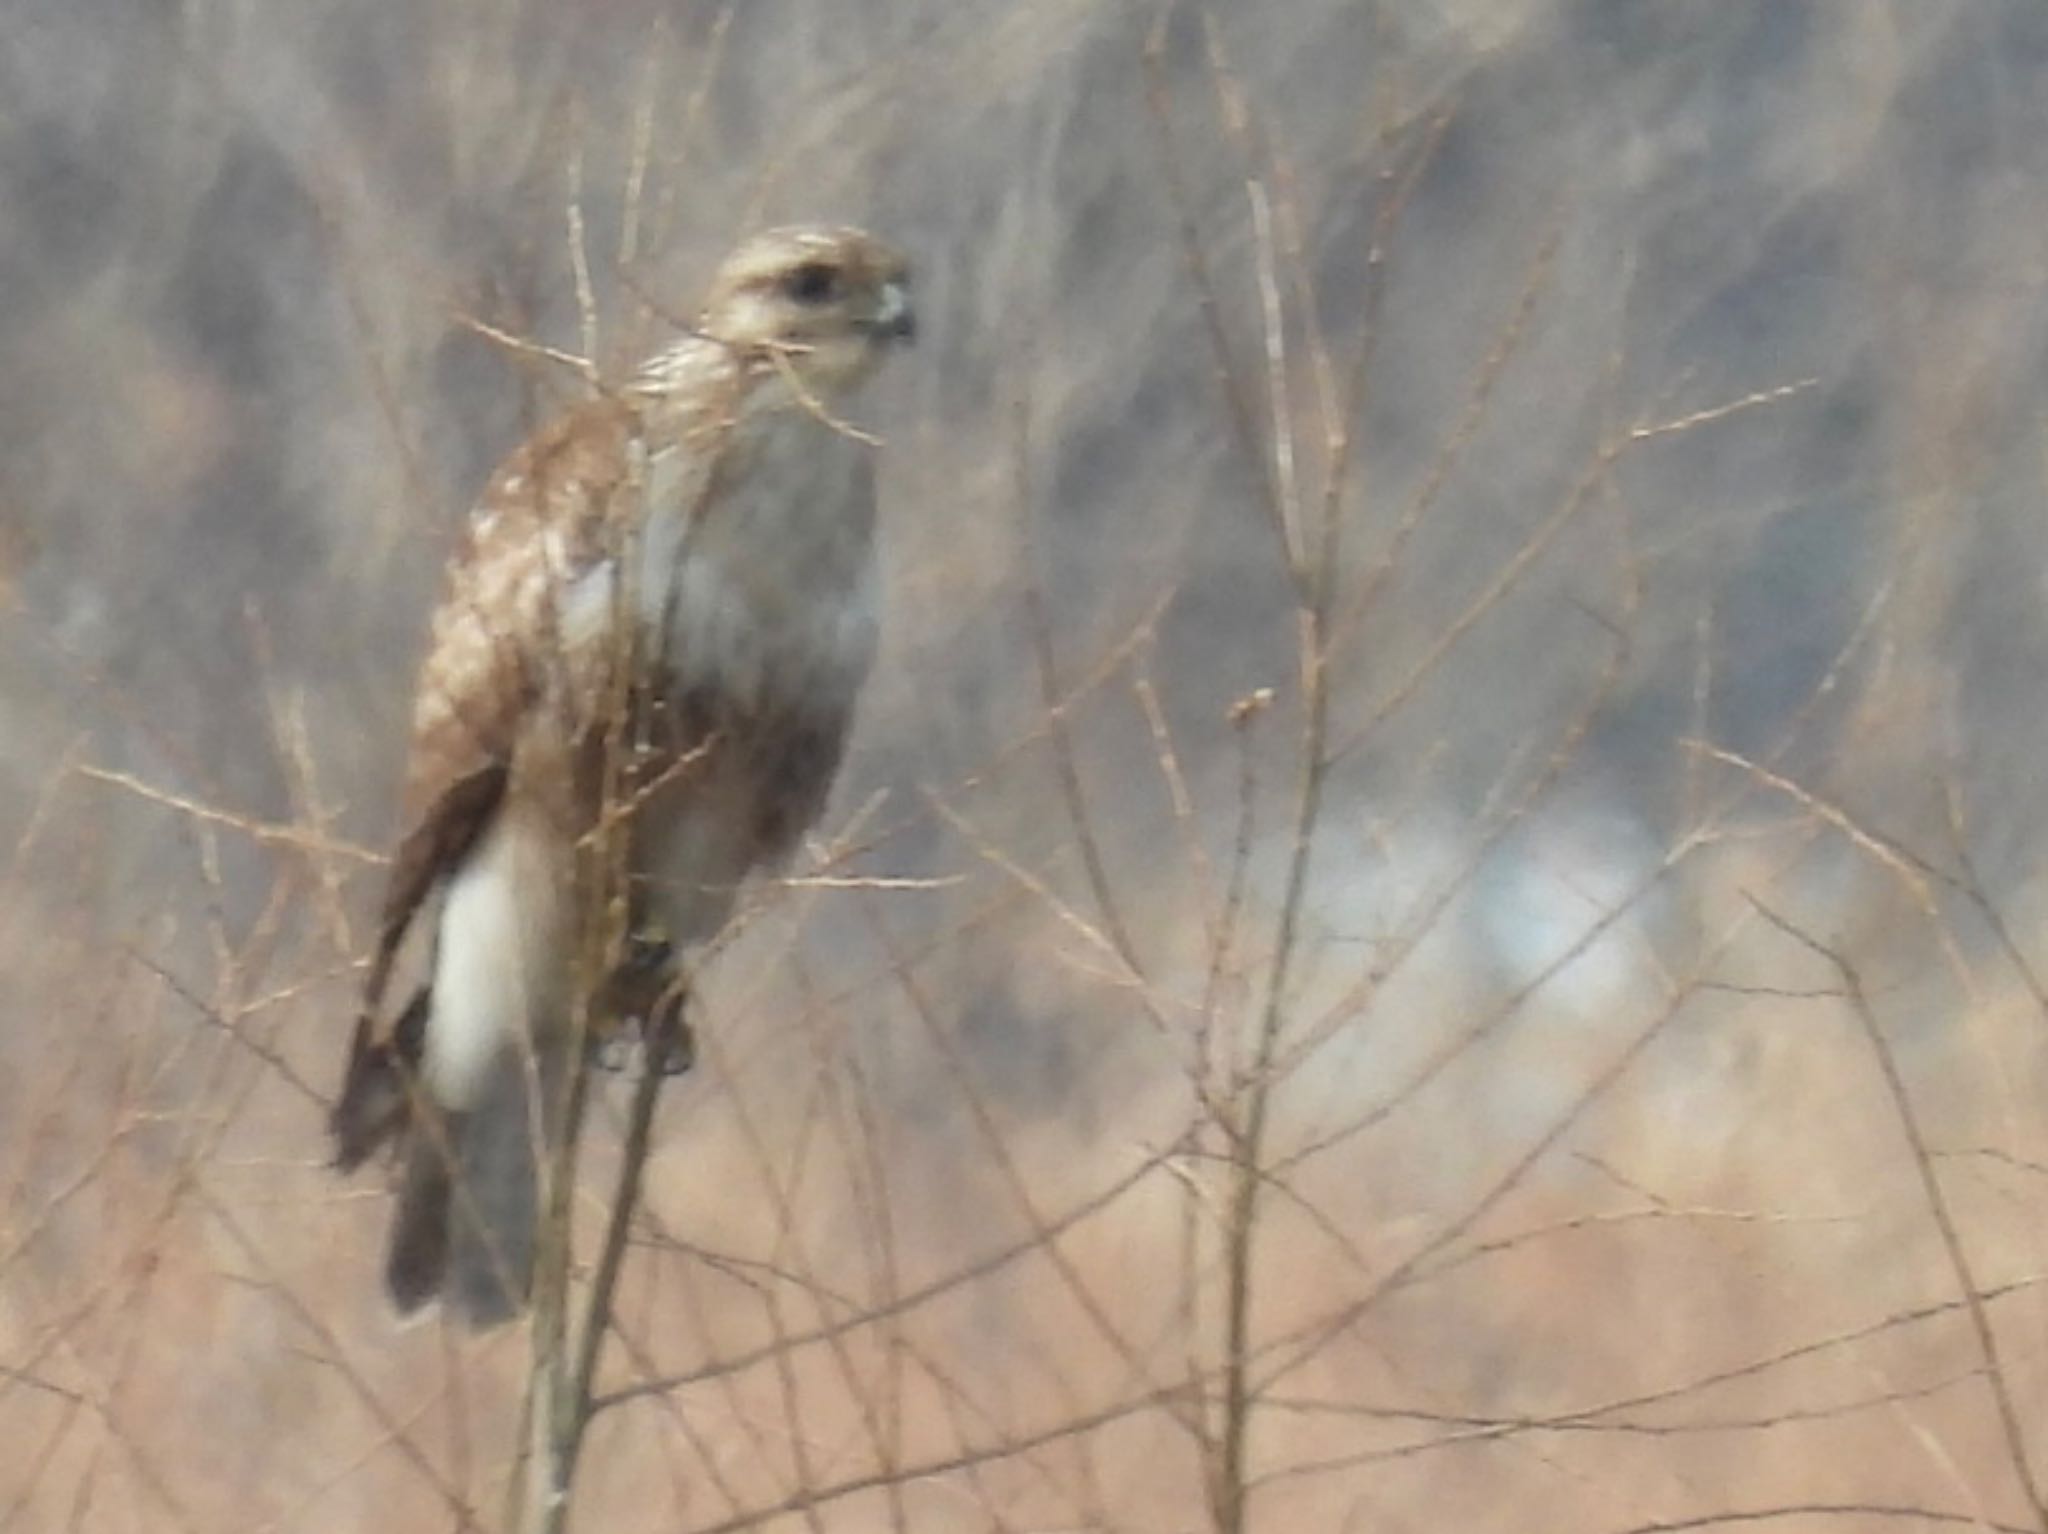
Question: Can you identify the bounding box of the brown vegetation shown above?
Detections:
[6,4,2048,1531]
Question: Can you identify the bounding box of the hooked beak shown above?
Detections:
[869,278,916,343]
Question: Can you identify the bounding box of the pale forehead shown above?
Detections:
[716,225,909,285]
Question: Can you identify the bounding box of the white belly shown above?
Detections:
[572,408,881,946]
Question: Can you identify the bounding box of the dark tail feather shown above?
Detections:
[381,1051,540,1327]
[442,1044,541,1326]
[386,1124,454,1315]
[356,1004,559,1327]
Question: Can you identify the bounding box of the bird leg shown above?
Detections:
[587,923,695,1076]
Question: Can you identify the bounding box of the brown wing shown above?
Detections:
[333,394,644,1167]
[362,394,644,1013]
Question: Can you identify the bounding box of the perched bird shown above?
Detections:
[331,225,914,1324]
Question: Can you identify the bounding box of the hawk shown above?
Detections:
[330,225,914,1324]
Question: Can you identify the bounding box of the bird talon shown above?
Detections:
[644,1005,696,1076]
[586,1029,635,1073]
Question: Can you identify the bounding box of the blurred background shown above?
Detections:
[7,2,2048,1529]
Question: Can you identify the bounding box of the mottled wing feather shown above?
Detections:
[337,394,658,1174]
[364,395,644,1019]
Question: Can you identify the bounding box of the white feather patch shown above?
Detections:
[426,810,568,1109]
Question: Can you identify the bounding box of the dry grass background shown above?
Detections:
[8,1,2048,1529]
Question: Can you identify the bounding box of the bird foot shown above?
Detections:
[584,1009,695,1076]
[586,926,693,1076]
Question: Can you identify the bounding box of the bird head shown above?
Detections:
[696,225,914,395]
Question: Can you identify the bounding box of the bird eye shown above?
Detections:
[784,262,841,304]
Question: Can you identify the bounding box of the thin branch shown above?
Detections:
[1748,899,2048,1532]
